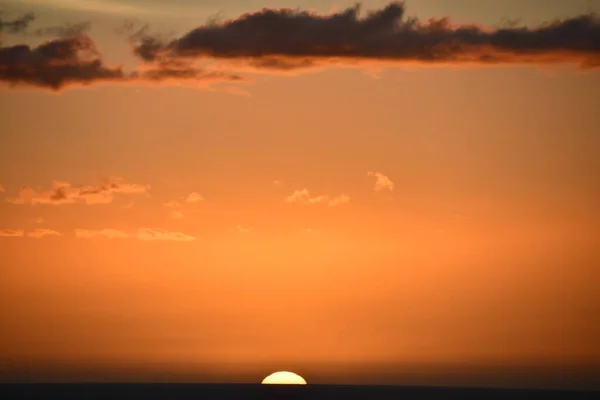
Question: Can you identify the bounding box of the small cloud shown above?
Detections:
[170,210,184,219]
[368,171,394,192]
[75,229,131,239]
[0,184,5,194]
[32,217,44,224]
[163,200,181,209]
[286,189,320,204]
[286,189,349,206]
[0,229,24,237]
[184,192,204,203]
[301,228,317,235]
[236,225,253,234]
[136,228,196,242]
[273,180,282,185]
[27,229,60,239]
[328,194,350,207]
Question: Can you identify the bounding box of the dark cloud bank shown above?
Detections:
[2,2,600,90]
[0,14,241,90]
[135,1,600,68]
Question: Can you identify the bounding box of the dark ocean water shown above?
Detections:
[0,384,597,400]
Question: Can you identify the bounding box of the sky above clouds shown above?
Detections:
[0,0,599,388]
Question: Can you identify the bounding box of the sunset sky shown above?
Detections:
[1,0,599,389]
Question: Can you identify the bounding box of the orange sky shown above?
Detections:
[0,0,599,389]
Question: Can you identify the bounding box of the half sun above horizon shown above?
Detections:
[261,371,307,385]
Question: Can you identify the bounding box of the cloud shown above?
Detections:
[163,201,181,209]
[0,229,24,237]
[27,229,60,238]
[368,171,394,192]
[32,217,44,223]
[328,193,351,206]
[0,184,4,194]
[170,210,184,219]
[184,192,204,203]
[286,188,350,206]
[75,228,196,241]
[1,31,244,91]
[236,225,253,234]
[133,2,600,71]
[33,21,92,38]
[0,35,126,90]
[0,12,35,36]
[75,229,131,239]
[136,228,196,242]
[7,178,150,205]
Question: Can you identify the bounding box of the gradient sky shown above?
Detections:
[1,0,599,389]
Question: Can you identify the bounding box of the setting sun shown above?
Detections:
[261,371,307,385]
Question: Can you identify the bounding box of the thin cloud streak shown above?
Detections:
[133,1,600,70]
[27,228,61,238]
[7,178,149,205]
[75,229,131,239]
[286,189,350,207]
[0,229,24,237]
[75,228,196,242]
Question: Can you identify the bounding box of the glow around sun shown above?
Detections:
[261,371,307,385]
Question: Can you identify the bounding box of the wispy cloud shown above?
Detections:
[32,217,44,223]
[286,189,350,207]
[368,171,394,192]
[75,229,132,239]
[0,184,5,194]
[0,12,35,35]
[162,192,204,218]
[170,210,184,219]
[13,0,155,16]
[184,192,204,203]
[136,228,196,242]
[27,228,61,239]
[163,200,182,209]
[235,225,253,234]
[7,178,149,205]
[328,194,351,207]
[75,228,196,241]
[33,21,91,38]
[0,229,24,237]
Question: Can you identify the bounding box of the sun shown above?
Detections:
[261,371,307,385]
